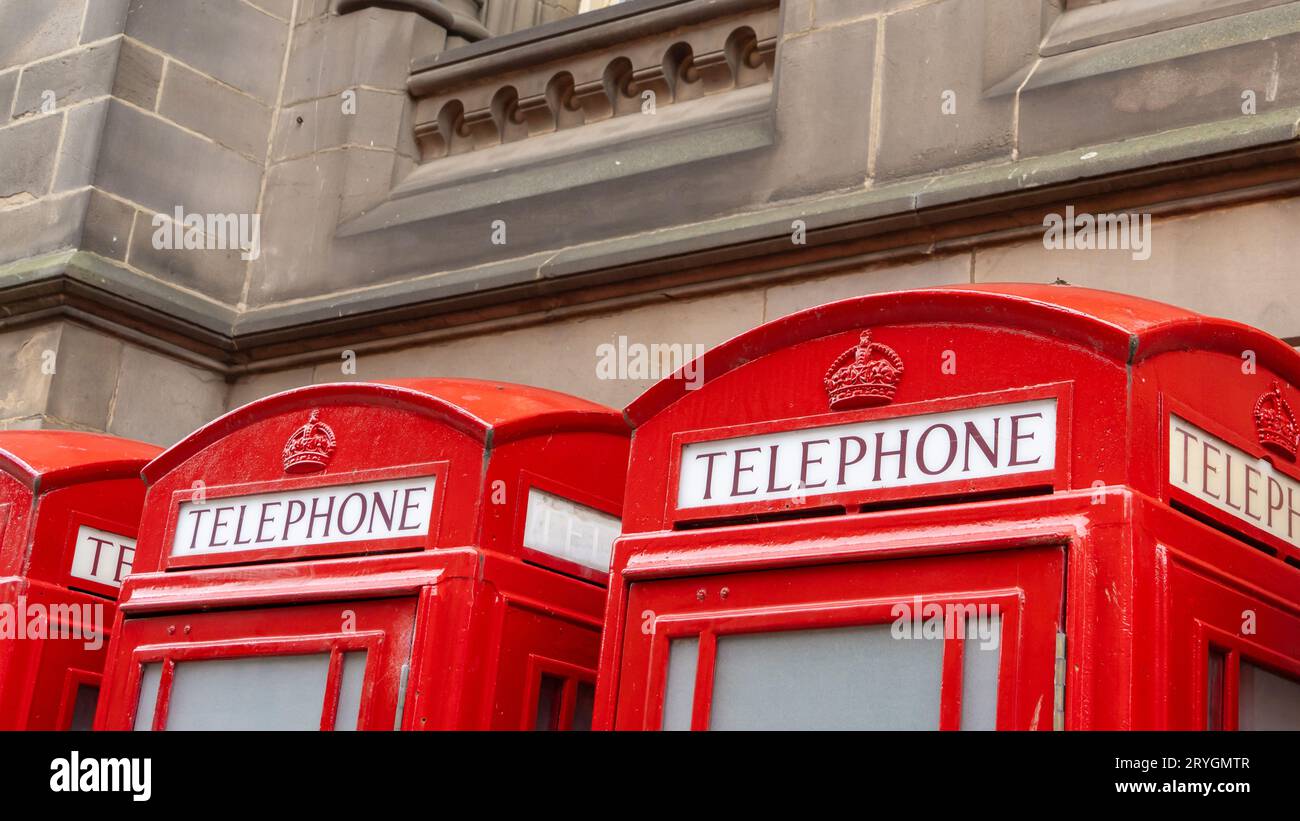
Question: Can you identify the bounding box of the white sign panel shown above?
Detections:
[1169,415,1300,548]
[172,476,437,557]
[70,525,136,588]
[678,398,1057,509]
[523,488,621,572]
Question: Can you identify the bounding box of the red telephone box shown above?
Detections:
[0,431,160,730]
[96,378,628,730]
[596,284,1300,730]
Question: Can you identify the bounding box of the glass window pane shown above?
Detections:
[133,663,162,731]
[533,674,564,730]
[165,653,331,730]
[334,651,367,731]
[572,681,596,731]
[523,488,621,572]
[1239,661,1300,730]
[961,612,1002,731]
[661,637,699,731]
[1206,648,1225,730]
[392,662,410,731]
[69,684,100,731]
[710,622,943,730]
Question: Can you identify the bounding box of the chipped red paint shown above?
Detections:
[598,284,1300,730]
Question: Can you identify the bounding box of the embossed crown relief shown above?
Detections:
[824,330,904,411]
[283,410,337,474]
[1254,381,1299,460]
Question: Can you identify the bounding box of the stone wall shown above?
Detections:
[226,192,1300,411]
[2,0,1299,444]
[0,319,225,442]
[0,0,440,441]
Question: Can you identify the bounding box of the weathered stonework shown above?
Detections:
[0,320,225,440]
[409,5,776,160]
[0,0,1298,445]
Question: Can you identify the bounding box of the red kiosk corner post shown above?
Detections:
[0,431,161,730]
[97,378,629,731]
[596,284,1300,731]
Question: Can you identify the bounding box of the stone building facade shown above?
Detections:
[1,0,1298,445]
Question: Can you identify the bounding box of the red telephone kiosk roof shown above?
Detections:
[0,431,161,492]
[143,377,628,482]
[626,283,1300,425]
[601,284,1300,731]
[128,377,630,580]
[105,380,627,730]
[0,431,158,730]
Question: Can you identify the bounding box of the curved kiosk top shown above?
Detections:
[0,430,160,730]
[100,379,630,731]
[599,284,1300,731]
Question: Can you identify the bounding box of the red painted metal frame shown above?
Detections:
[98,549,608,730]
[107,595,417,731]
[55,668,101,730]
[1195,624,1300,731]
[641,590,1030,730]
[610,499,1068,730]
[0,431,157,731]
[100,379,626,731]
[664,382,1072,525]
[129,632,389,732]
[512,469,621,583]
[601,285,1300,731]
[0,431,160,493]
[520,654,597,730]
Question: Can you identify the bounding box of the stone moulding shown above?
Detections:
[407,1,778,163]
[1040,0,1297,57]
[6,108,1300,371]
[336,0,492,41]
[342,82,773,233]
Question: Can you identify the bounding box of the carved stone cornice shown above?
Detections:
[407,0,778,162]
[7,128,1300,373]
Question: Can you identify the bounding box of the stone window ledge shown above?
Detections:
[1041,0,1298,57]
[259,104,1300,338]
[989,0,1300,96]
[336,0,778,232]
[341,82,772,234]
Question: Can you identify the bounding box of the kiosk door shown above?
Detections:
[117,598,416,731]
[616,545,1063,730]
[1168,555,1300,730]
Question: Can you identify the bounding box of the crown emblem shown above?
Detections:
[282,410,336,474]
[1254,381,1299,460]
[824,330,904,411]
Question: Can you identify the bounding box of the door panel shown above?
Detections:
[615,545,1064,730]
[1167,558,1300,730]
[111,597,416,731]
